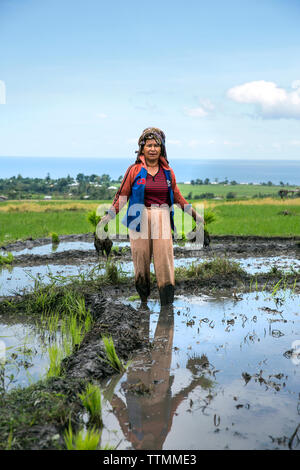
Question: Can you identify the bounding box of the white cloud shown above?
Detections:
[290,140,300,146]
[96,113,107,119]
[184,99,215,118]
[167,139,182,145]
[227,80,300,119]
[223,140,242,147]
[188,139,201,148]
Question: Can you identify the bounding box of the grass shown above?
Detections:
[102,335,127,373]
[206,203,300,236]
[1,198,300,244]
[0,252,14,265]
[78,383,102,425]
[175,257,247,281]
[177,183,299,199]
[64,424,101,450]
[50,232,59,244]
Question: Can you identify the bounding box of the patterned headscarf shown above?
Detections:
[135,127,168,163]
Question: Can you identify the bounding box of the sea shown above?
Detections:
[0,157,299,185]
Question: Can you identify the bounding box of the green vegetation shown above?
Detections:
[177,182,300,200]
[1,196,300,245]
[64,423,102,450]
[208,203,300,236]
[0,173,122,200]
[102,335,128,373]
[50,232,59,244]
[175,257,247,281]
[78,383,102,425]
[0,252,14,265]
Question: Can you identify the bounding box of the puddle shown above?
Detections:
[0,264,96,297]
[1,253,299,297]
[98,291,300,450]
[6,241,130,257]
[0,259,199,297]
[0,321,60,391]
[237,256,300,275]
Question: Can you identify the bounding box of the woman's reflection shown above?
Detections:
[109,305,214,450]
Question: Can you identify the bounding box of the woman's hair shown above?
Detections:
[135,127,168,163]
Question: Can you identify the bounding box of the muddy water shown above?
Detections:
[1,254,299,297]
[0,320,57,390]
[1,289,299,449]
[99,291,300,450]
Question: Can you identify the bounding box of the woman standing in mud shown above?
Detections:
[97,127,204,305]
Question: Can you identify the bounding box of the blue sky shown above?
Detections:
[0,0,300,160]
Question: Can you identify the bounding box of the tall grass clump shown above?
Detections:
[47,344,64,378]
[64,423,101,450]
[0,252,14,266]
[78,383,102,425]
[102,335,127,373]
[175,256,246,281]
[50,232,60,244]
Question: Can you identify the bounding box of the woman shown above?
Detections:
[97,127,204,305]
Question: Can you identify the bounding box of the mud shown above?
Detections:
[2,233,300,267]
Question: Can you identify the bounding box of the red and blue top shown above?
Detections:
[144,166,170,207]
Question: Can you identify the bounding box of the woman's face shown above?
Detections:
[142,138,161,164]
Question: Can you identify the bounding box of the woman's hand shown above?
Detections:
[194,213,205,226]
[96,214,111,238]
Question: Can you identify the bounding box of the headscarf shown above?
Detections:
[135,127,168,163]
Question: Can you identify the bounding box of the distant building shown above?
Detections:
[0,195,7,201]
[108,186,117,190]
[44,195,52,200]
[184,182,191,185]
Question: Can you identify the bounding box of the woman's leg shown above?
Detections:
[152,208,175,305]
[129,208,152,302]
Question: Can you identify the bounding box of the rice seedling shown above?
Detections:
[64,423,101,450]
[175,256,246,281]
[0,252,14,266]
[50,232,59,244]
[47,344,64,378]
[101,335,127,373]
[78,383,102,425]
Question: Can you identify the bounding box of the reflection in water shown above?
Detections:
[108,305,213,450]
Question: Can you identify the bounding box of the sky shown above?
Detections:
[0,0,300,160]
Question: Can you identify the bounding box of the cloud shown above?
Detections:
[96,113,107,119]
[227,80,300,119]
[223,140,242,147]
[167,139,182,146]
[184,99,215,118]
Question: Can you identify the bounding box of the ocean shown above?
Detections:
[0,157,299,185]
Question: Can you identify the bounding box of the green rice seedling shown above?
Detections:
[128,294,140,301]
[47,344,64,378]
[175,256,246,281]
[50,232,60,244]
[87,210,101,229]
[78,383,103,425]
[102,335,126,373]
[0,252,14,266]
[64,423,101,450]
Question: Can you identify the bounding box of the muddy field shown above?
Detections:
[0,234,299,450]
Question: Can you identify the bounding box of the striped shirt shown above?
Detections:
[144,166,170,207]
